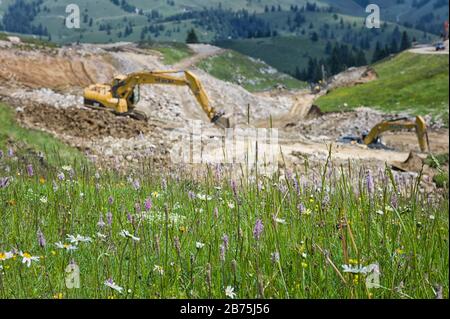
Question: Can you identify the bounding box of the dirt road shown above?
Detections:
[173,44,225,69]
[409,40,449,55]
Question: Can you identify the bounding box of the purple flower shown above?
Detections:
[222,234,229,250]
[37,228,46,248]
[214,207,219,219]
[26,164,34,177]
[0,150,3,159]
[188,191,196,200]
[7,148,14,157]
[127,212,134,224]
[132,179,141,191]
[57,172,65,181]
[219,244,226,262]
[391,192,398,209]
[161,178,167,191]
[108,196,114,205]
[97,214,106,228]
[144,198,152,211]
[231,180,237,197]
[106,211,113,227]
[293,176,300,195]
[134,202,141,213]
[366,170,374,195]
[0,177,11,189]
[253,219,264,241]
[298,203,305,214]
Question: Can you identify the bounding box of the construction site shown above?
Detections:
[0,38,448,184]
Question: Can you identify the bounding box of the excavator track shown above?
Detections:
[83,102,148,121]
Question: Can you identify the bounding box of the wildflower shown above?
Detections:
[342,264,377,274]
[104,279,123,293]
[227,202,235,209]
[429,215,435,220]
[39,177,45,184]
[106,211,113,226]
[144,198,152,211]
[253,219,264,240]
[62,165,72,172]
[55,242,78,251]
[96,232,107,240]
[97,214,106,228]
[120,230,140,242]
[8,148,14,157]
[19,252,39,267]
[366,170,374,195]
[152,191,160,198]
[39,196,48,204]
[219,244,226,262]
[161,178,167,191]
[188,191,196,200]
[349,259,359,265]
[196,242,206,249]
[275,217,286,224]
[0,177,11,189]
[26,164,34,177]
[222,234,229,250]
[301,262,308,269]
[225,286,236,299]
[298,203,305,214]
[153,265,164,275]
[214,207,219,219]
[271,252,280,264]
[197,193,212,201]
[132,179,141,191]
[57,172,65,181]
[37,228,46,248]
[53,293,63,299]
[67,234,92,244]
[108,196,114,205]
[376,210,384,216]
[231,180,237,197]
[0,251,14,261]
[391,192,398,209]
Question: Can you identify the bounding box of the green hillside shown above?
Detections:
[316,51,449,124]
[197,50,307,92]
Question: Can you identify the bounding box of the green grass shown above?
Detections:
[0,103,85,167]
[316,52,450,124]
[197,50,306,92]
[0,148,448,299]
[141,42,194,65]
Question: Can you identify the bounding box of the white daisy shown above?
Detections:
[39,196,48,204]
[119,230,140,242]
[153,265,164,275]
[19,252,39,267]
[55,242,78,251]
[225,286,236,299]
[104,279,123,293]
[196,242,206,249]
[197,194,212,201]
[0,251,14,261]
[67,234,92,244]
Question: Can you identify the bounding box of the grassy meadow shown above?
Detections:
[316,52,450,124]
[0,144,448,299]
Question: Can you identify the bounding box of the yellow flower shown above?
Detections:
[349,258,358,265]
[39,177,46,184]
[51,251,57,256]
[301,262,308,269]
[353,274,360,284]
[152,191,160,198]
[53,293,63,299]
[396,248,405,255]
[108,295,115,299]
[179,226,187,233]
[8,199,16,206]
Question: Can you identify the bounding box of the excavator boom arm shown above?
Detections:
[113,71,219,123]
[363,116,429,152]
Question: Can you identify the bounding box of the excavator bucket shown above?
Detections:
[213,114,232,129]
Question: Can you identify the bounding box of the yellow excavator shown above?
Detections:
[341,116,430,152]
[83,70,231,128]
